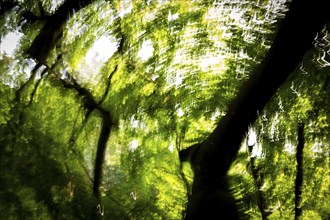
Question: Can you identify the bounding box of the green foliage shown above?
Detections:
[0,0,329,219]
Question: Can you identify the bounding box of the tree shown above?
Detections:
[180,0,330,219]
[0,0,329,219]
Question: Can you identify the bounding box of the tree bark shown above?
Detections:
[181,0,330,219]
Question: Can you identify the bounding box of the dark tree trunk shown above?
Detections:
[60,76,113,194]
[60,75,113,219]
[26,0,95,64]
[294,123,305,220]
[93,110,112,196]
[181,0,330,219]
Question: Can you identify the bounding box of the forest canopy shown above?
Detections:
[0,0,329,219]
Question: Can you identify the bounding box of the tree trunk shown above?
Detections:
[182,0,329,219]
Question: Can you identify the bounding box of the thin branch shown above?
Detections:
[247,143,269,220]
[13,63,42,104]
[98,65,118,105]
[294,123,305,220]
[28,55,62,105]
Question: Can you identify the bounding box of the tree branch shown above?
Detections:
[99,65,118,105]
[59,74,113,200]
[93,109,112,196]
[181,0,330,219]
[26,0,96,64]
[247,144,269,220]
[294,123,305,220]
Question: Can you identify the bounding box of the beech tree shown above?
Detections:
[180,0,330,219]
[0,0,329,219]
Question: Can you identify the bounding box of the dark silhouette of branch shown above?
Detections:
[118,34,125,56]
[26,0,96,64]
[0,1,16,16]
[99,65,118,104]
[65,108,95,183]
[295,123,305,220]
[247,144,269,220]
[181,0,330,219]
[28,55,63,105]
[66,63,118,185]
[59,75,113,205]
[1,1,50,27]
[93,110,112,196]
[59,76,113,219]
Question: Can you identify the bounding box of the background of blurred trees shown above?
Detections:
[0,0,329,219]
